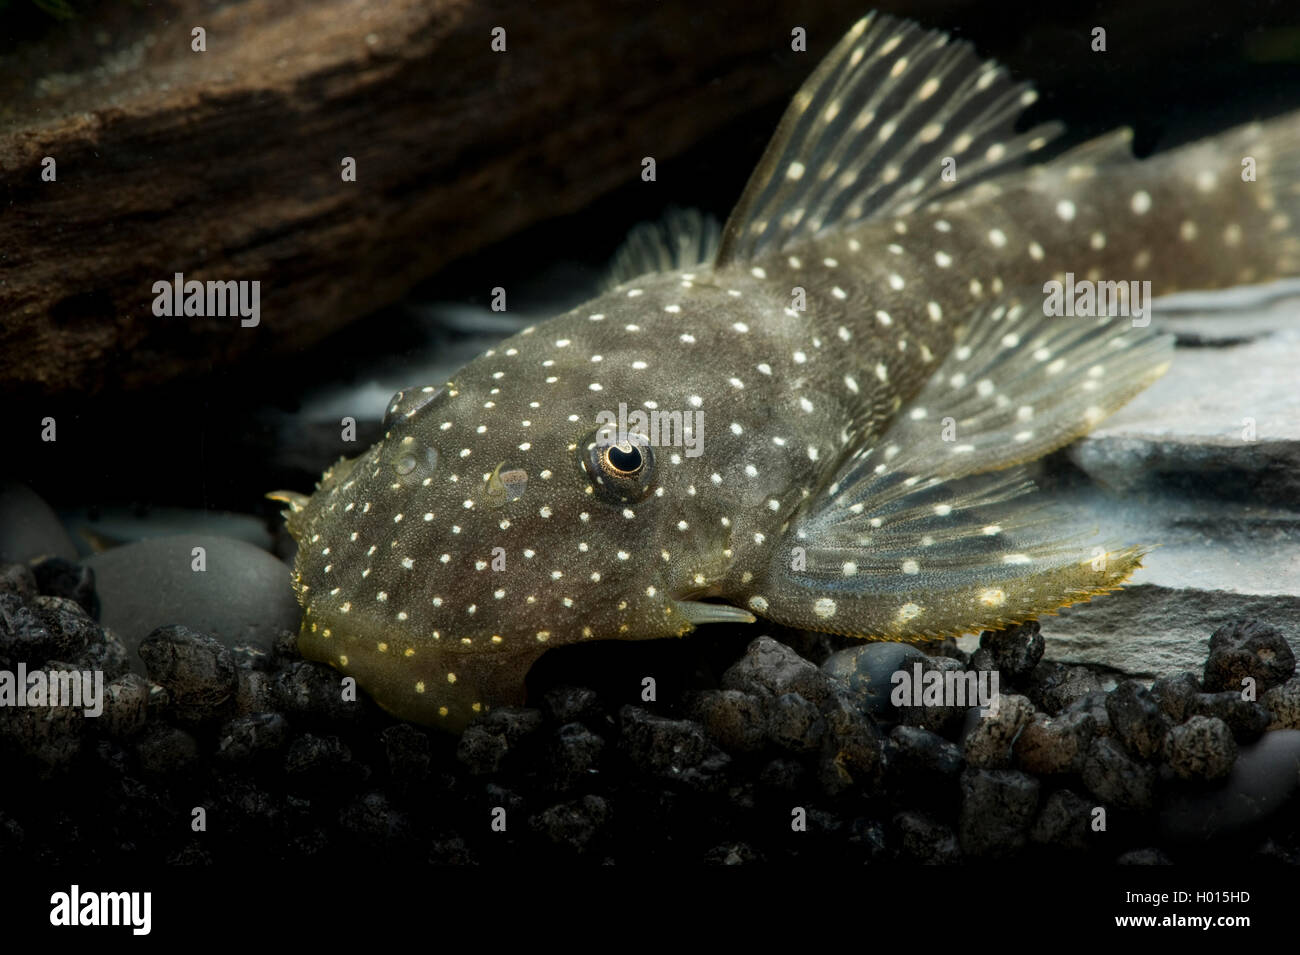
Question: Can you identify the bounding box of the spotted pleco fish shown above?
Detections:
[271,12,1300,730]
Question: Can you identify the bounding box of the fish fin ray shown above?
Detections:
[604,207,721,288]
[716,12,1061,264]
[838,290,1173,488]
[743,465,1145,640]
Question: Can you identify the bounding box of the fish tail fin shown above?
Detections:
[1066,112,1300,296]
[1154,113,1300,289]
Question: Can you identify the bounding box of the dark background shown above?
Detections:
[7,0,1300,523]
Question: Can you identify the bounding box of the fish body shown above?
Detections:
[275,13,1300,729]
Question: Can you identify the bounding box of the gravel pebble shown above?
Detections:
[894,810,962,864]
[1184,690,1269,742]
[768,692,824,753]
[897,655,972,734]
[100,672,152,738]
[542,685,602,726]
[958,768,1040,858]
[1150,672,1200,723]
[30,557,97,617]
[1105,680,1168,759]
[1203,619,1296,693]
[1081,736,1158,811]
[691,689,766,753]
[456,707,544,775]
[618,706,726,785]
[0,562,38,599]
[531,795,611,854]
[726,636,835,708]
[381,723,432,783]
[889,724,964,781]
[549,722,605,788]
[1263,677,1300,730]
[133,723,199,776]
[817,690,885,796]
[1030,788,1095,852]
[1117,848,1173,865]
[1014,709,1096,774]
[1025,661,1103,714]
[216,712,292,764]
[962,693,1034,769]
[977,621,1044,681]
[138,624,238,722]
[1164,715,1237,781]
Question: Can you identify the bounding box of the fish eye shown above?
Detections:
[581,429,656,503]
[390,441,439,487]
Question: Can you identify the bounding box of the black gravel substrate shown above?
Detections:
[3,557,1299,866]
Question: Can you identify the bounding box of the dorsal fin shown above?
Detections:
[603,207,721,288]
[716,12,1062,265]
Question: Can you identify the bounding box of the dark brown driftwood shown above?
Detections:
[0,0,865,396]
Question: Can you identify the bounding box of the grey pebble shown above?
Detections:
[1203,619,1296,694]
[1164,715,1237,781]
[0,482,78,563]
[285,733,356,780]
[758,757,806,791]
[339,792,411,845]
[617,705,718,777]
[821,641,926,719]
[1161,729,1300,841]
[958,768,1040,859]
[233,669,275,716]
[86,535,300,672]
[1063,690,1113,738]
